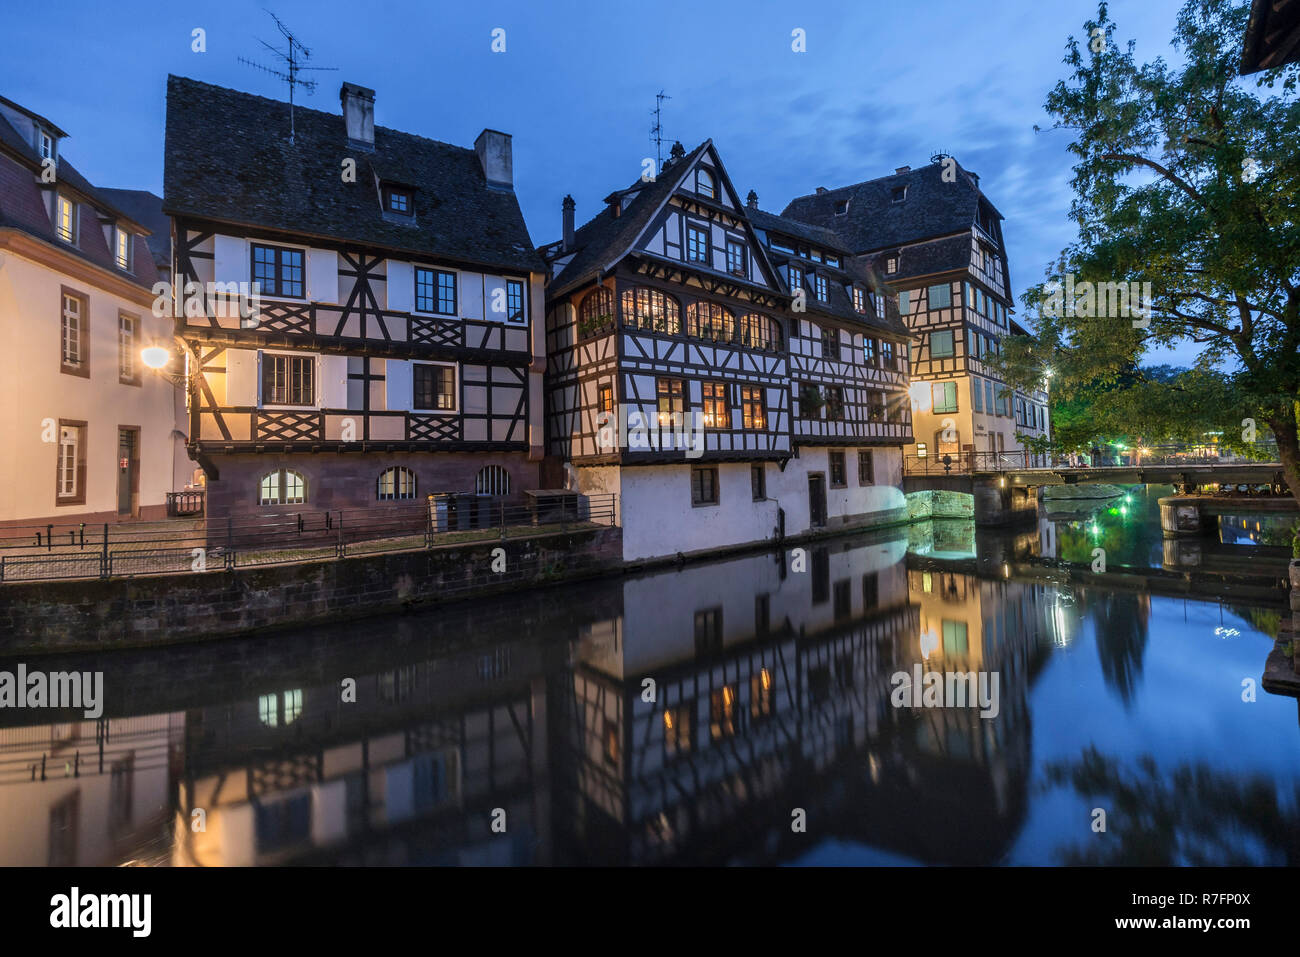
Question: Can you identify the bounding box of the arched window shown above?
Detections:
[620,287,681,334]
[739,312,778,351]
[475,465,511,496]
[686,302,735,342]
[259,469,306,505]
[577,287,615,338]
[695,168,716,200]
[377,466,416,500]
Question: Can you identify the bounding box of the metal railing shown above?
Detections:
[903,443,1281,476]
[0,492,616,584]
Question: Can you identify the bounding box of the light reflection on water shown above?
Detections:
[1,505,1296,866]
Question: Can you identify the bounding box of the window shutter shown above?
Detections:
[387,261,413,311]
[387,360,413,412]
[225,348,259,407]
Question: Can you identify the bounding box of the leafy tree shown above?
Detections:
[992,0,1300,504]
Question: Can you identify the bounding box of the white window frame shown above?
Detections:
[56,195,76,244]
[57,425,80,498]
[118,313,137,381]
[61,293,82,367]
[114,227,132,271]
[411,360,458,413]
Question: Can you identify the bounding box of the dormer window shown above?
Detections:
[834,199,848,215]
[39,130,54,160]
[383,185,413,215]
[55,195,76,244]
[851,287,866,313]
[825,255,840,269]
[695,168,716,200]
[891,186,907,202]
[814,275,828,302]
[726,240,747,277]
[114,227,132,271]
[787,266,803,290]
[885,255,898,274]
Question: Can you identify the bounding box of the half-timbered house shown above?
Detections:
[541,141,911,561]
[782,157,1050,468]
[163,77,546,520]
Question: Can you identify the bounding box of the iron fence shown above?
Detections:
[903,442,1281,476]
[0,492,615,584]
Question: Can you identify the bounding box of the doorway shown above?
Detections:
[808,474,826,529]
[117,427,139,517]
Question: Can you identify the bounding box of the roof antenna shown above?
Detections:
[238,11,338,145]
[650,90,671,175]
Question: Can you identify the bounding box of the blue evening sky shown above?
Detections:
[2,0,1199,363]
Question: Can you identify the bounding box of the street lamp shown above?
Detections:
[141,343,187,386]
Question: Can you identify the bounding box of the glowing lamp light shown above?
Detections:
[141,346,171,370]
[908,381,932,412]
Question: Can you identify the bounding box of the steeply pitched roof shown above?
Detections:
[0,105,159,288]
[546,141,713,298]
[747,207,910,338]
[99,188,170,269]
[781,160,997,254]
[163,75,543,274]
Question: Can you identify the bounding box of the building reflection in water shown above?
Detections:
[0,517,1289,866]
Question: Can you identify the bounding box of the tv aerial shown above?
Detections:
[238,11,338,144]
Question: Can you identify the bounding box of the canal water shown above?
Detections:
[2,486,1296,866]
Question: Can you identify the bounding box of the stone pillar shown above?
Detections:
[1158,496,1204,537]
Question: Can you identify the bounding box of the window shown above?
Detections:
[820,326,839,359]
[741,385,765,429]
[858,450,874,485]
[972,376,983,412]
[751,668,774,719]
[755,595,771,635]
[694,607,723,655]
[413,362,456,411]
[475,465,510,496]
[383,185,412,215]
[829,451,846,487]
[726,240,747,276]
[118,313,138,384]
[814,274,828,302]
[262,353,314,405]
[930,329,954,358]
[812,548,830,603]
[505,279,525,323]
[928,283,952,309]
[825,386,845,421]
[664,704,692,756]
[695,168,716,199]
[621,287,680,334]
[415,268,457,315]
[863,337,876,366]
[886,256,898,273]
[56,421,86,504]
[686,225,709,263]
[656,377,685,425]
[834,198,849,215]
[880,339,895,371]
[577,286,615,337]
[867,390,886,422]
[114,227,131,270]
[377,467,416,500]
[932,380,958,413]
[60,290,87,376]
[685,301,734,341]
[862,572,878,609]
[39,130,54,159]
[691,466,718,506]
[787,265,803,290]
[985,380,996,415]
[834,580,852,621]
[56,195,76,243]
[942,620,969,656]
[898,289,909,314]
[251,243,305,298]
[891,186,907,202]
[598,383,614,415]
[851,287,866,313]
[259,469,306,505]
[738,312,775,350]
[751,464,765,501]
[710,685,740,740]
[701,381,728,429]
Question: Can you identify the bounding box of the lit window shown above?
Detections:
[695,168,716,199]
[114,228,131,270]
[738,312,774,350]
[577,286,615,337]
[599,383,614,414]
[851,287,866,313]
[656,377,685,425]
[885,256,898,273]
[664,705,692,756]
[701,381,728,429]
[685,302,734,341]
[751,669,773,718]
[413,363,456,411]
[377,467,416,500]
[56,195,76,243]
[620,287,680,334]
[259,469,306,505]
[710,685,739,740]
[741,385,765,429]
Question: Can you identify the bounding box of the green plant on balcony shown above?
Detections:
[578,313,614,339]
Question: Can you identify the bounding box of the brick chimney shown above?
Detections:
[340,83,375,147]
[746,190,758,209]
[562,195,575,251]
[475,129,514,190]
[895,165,911,174]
